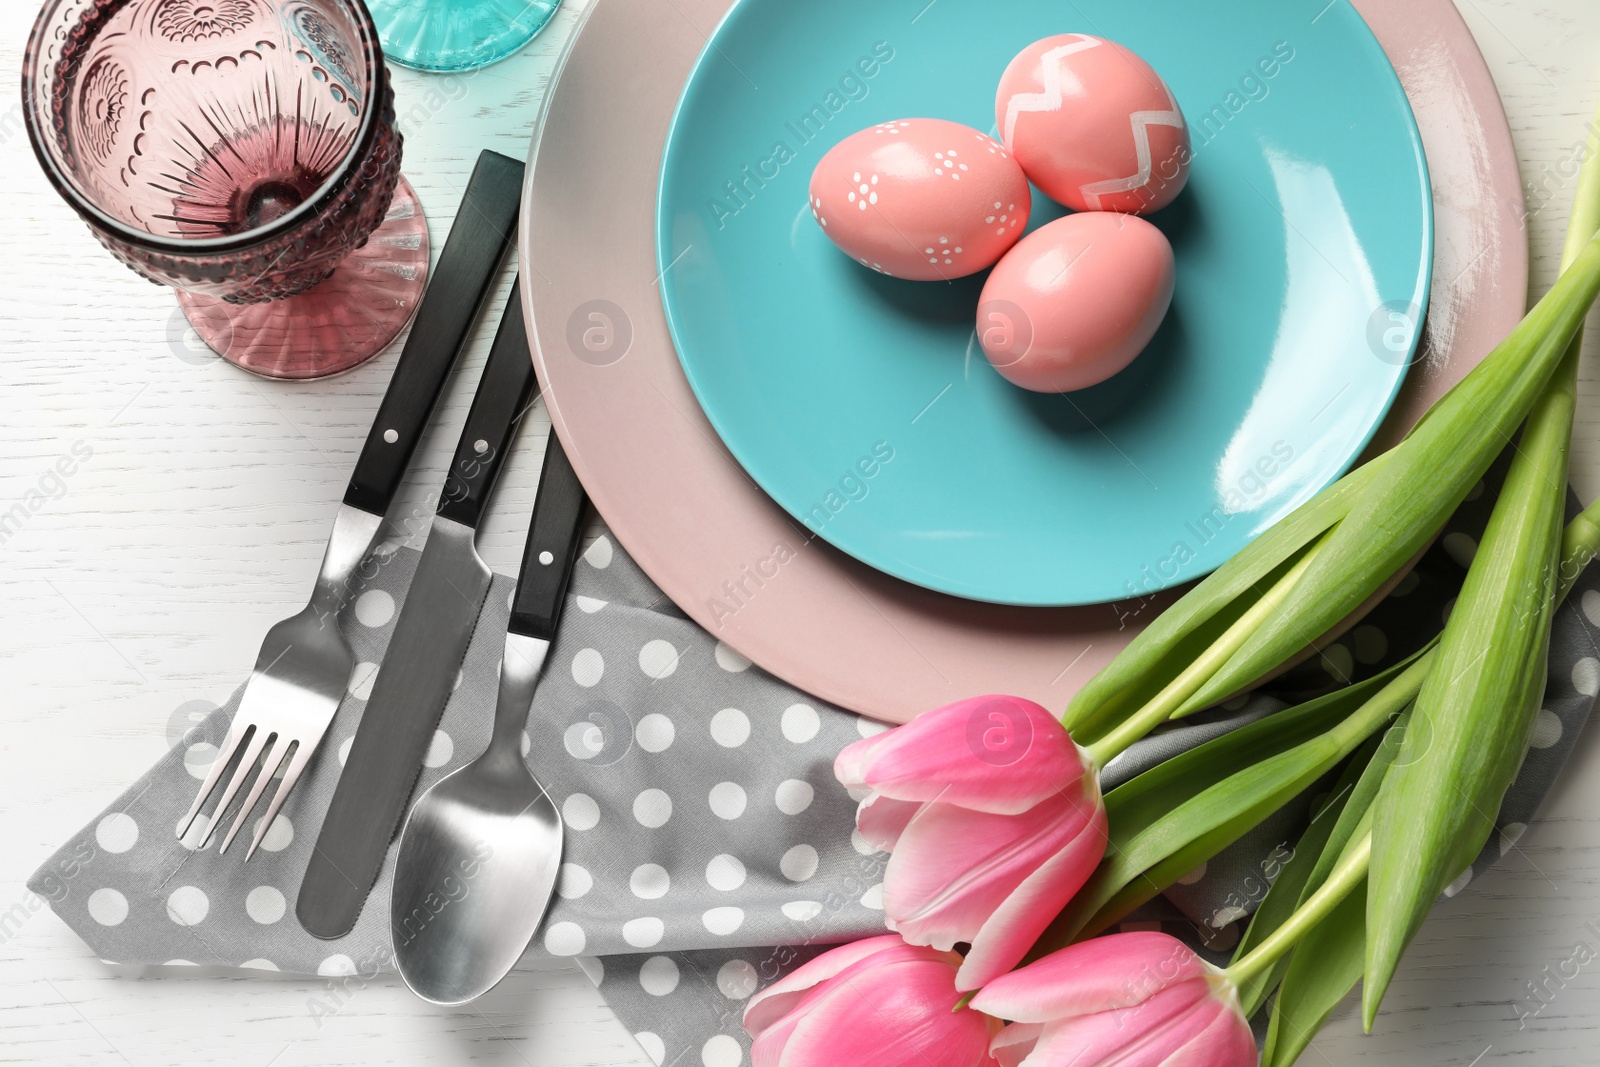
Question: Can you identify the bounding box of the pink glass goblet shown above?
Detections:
[23,0,431,379]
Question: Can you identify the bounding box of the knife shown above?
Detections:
[176,149,526,857]
[297,279,539,939]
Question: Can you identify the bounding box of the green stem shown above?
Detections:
[952,991,977,1013]
[1084,547,1322,766]
[1559,495,1600,602]
[1225,825,1372,988]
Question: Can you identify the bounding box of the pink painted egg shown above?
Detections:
[809,119,1031,280]
[978,212,1174,393]
[996,35,1190,214]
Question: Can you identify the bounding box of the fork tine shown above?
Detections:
[197,729,272,851]
[218,735,288,855]
[244,740,312,863]
[176,719,254,840]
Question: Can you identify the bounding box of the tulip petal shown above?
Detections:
[971,933,1210,1023]
[776,957,996,1067]
[955,797,1108,990]
[1016,980,1216,1067]
[744,935,910,1036]
[990,1022,1043,1067]
[856,793,922,853]
[1163,988,1256,1067]
[886,785,1102,954]
[839,696,1089,815]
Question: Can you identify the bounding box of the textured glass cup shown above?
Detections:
[23,0,431,379]
[368,0,559,73]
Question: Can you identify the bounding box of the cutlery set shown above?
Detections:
[176,150,586,1003]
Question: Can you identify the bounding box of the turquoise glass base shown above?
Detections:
[370,0,560,73]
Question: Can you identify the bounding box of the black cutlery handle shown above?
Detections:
[436,284,538,529]
[511,434,588,641]
[343,151,524,518]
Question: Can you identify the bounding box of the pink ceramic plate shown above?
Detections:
[520,0,1526,723]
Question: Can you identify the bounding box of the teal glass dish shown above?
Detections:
[369,0,559,72]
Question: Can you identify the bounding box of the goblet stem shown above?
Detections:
[176,175,429,379]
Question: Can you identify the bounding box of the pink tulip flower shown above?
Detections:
[743,934,1001,1067]
[835,695,1107,991]
[970,931,1256,1067]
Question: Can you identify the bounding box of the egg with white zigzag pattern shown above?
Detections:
[997,35,1190,215]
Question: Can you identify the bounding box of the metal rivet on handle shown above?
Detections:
[474,440,488,454]
[539,551,554,566]
[383,429,398,444]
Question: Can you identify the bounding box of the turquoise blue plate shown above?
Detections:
[657,0,1431,607]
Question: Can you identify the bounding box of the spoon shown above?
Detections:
[391,431,589,1005]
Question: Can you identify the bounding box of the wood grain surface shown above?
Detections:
[1,1,1597,1063]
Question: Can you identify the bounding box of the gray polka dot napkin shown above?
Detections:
[29,447,1600,1067]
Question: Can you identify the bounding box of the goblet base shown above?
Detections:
[178,178,431,381]
[371,0,560,73]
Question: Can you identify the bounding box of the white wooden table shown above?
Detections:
[2,2,1598,1063]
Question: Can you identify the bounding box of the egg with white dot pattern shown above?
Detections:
[808,118,1029,280]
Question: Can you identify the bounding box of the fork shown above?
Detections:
[175,150,526,858]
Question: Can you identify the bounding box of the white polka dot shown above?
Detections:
[1390,571,1422,597]
[1574,657,1600,696]
[782,901,822,922]
[706,854,747,891]
[1443,867,1473,898]
[240,959,278,971]
[576,596,608,613]
[453,668,464,692]
[714,642,752,672]
[565,720,606,760]
[856,716,890,738]
[1584,589,1600,627]
[634,789,673,828]
[576,956,605,985]
[639,640,680,679]
[1442,532,1478,567]
[424,730,454,768]
[337,737,354,766]
[780,845,819,882]
[634,1032,666,1066]
[774,779,815,815]
[623,917,666,948]
[87,888,128,926]
[1322,644,1353,681]
[1220,695,1250,712]
[348,661,379,700]
[164,960,196,967]
[710,708,751,748]
[861,883,884,910]
[557,863,593,899]
[354,590,395,627]
[96,813,139,854]
[521,731,531,757]
[184,742,218,780]
[1500,823,1529,855]
[703,906,745,935]
[851,829,878,855]
[1466,480,1486,501]
[781,704,820,743]
[1175,862,1208,886]
[702,1034,743,1067]
[584,536,614,569]
[544,921,586,956]
[572,648,605,687]
[176,815,208,851]
[254,814,293,852]
[636,714,676,753]
[717,959,759,999]
[245,886,285,924]
[639,954,680,995]
[318,954,357,977]
[166,886,209,926]
[563,793,601,831]
[631,863,671,899]
[1530,708,1564,749]
[1210,906,1248,928]
[708,782,746,820]
[1353,626,1388,665]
